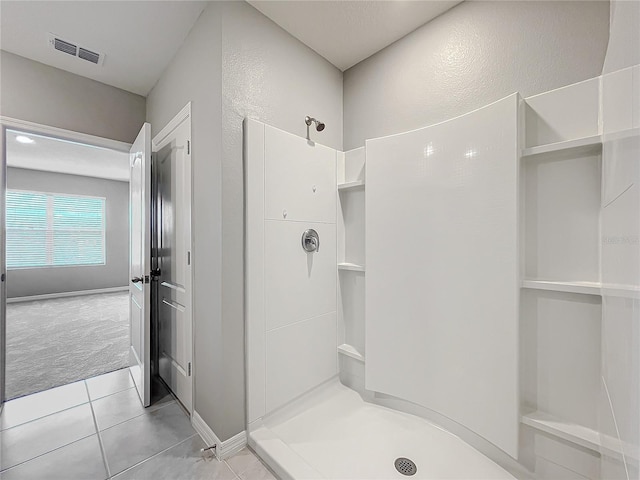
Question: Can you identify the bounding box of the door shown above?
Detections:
[129,123,152,406]
[0,127,6,410]
[153,109,192,411]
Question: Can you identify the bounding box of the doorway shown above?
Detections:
[0,109,194,415]
[151,104,194,412]
[3,127,131,400]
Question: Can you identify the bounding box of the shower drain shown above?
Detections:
[394,457,417,476]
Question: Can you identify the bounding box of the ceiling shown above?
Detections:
[6,130,130,182]
[0,1,462,96]
[248,1,462,71]
[0,1,207,96]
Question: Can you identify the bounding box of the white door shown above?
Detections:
[129,123,152,407]
[0,127,6,409]
[152,106,192,411]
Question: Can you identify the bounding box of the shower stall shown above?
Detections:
[244,66,639,480]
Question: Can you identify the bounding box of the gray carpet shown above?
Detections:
[5,292,129,399]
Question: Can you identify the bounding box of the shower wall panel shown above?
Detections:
[365,94,520,458]
[245,119,337,425]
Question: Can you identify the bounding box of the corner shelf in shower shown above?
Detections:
[338,344,365,362]
[338,180,365,191]
[521,410,601,453]
[521,410,636,461]
[521,134,602,158]
[338,262,365,272]
[521,279,601,296]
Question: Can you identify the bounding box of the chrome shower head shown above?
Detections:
[305,116,325,132]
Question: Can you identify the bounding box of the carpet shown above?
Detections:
[5,291,129,399]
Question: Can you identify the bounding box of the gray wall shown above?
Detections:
[343,1,610,149]
[0,51,146,144]
[6,168,129,298]
[146,1,342,441]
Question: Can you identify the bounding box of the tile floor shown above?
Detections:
[0,368,276,480]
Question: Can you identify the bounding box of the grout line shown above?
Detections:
[224,448,263,477]
[0,397,90,433]
[0,432,96,473]
[97,398,176,434]
[85,381,112,479]
[110,433,199,478]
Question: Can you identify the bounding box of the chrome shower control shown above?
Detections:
[301,229,320,253]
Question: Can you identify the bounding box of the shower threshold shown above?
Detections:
[248,380,516,480]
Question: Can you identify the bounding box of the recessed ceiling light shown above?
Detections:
[16,135,35,144]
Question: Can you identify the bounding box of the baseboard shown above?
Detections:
[192,411,247,460]
[7,286,128,303]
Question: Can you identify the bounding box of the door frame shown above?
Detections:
[0,116,131,406]
[151,102,194,414]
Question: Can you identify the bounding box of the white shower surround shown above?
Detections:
[245,69,639,479]
[365,94,520,458]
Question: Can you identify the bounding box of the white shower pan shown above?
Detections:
[249,379,516,480]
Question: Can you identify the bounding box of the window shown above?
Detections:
[6,190,106,269]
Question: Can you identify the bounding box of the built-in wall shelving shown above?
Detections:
[521,411,601,453]
[338,262,365,272]
[338,180,365,191]
[521,134,602,157]
[338,344,365,362]
[338,148,367,374]
[521,279,601,296]
[519,79,612,479]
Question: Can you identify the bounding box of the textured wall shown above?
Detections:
[6,168,129,298]
[343,1,609,149]
[146,0,342,441]
[0,51,146,144]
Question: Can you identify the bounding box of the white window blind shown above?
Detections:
[6,190,106,269]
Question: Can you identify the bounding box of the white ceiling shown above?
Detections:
[0,1,463,96]
[248,1,463,71]
[0,1,207,96]
[6,130,130,182]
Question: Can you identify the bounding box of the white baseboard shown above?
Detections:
[7,286,128,303]
[192,411,247,460]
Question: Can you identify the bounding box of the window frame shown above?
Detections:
[6,188,107,270]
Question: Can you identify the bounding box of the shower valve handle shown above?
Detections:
[301,229,320,253]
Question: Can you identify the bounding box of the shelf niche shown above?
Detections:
[523,139,601,284]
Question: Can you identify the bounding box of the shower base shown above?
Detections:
[248,380,516,479]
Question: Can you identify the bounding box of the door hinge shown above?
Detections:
[187,251,191,265]
[187,140,190,155]
[188,362,192,376]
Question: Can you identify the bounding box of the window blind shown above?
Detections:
[6,190,106,269]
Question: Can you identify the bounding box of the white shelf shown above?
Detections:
[521,411,600,453]
[338,262,365,272]
[521,279,601,296]
[522,410,638,462]
[338,180,365,191]
[521,135,602,157]
[601,283,640,299]
[338,344,365,362]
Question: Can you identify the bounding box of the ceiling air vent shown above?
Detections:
[54,38,77,56]
[48,33,105,66]
[78,48,100,65]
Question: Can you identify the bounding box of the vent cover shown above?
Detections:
[78,48,100,64]
[54,38,77,56]
[48,33,105,66]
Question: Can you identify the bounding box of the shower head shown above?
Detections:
[305,116,325,132]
